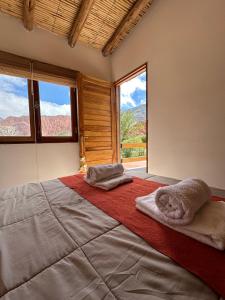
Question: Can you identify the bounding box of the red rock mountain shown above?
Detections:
[0,115,71,136]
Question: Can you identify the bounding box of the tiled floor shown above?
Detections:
[123,160,146,169]
[126,167,149,179]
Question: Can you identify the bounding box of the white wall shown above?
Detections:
[111,0,225,189]
[0,143,80,188]
[0,13,111,189]
[0,13,111,81]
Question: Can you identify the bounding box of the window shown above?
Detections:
[34,81,77,142]
[0,74,34,142]
[0,74,77,144]
[39,81,72,137]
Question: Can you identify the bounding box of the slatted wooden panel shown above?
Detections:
[78,74,117,167]
[0,50,78,86]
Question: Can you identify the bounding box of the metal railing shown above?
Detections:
[121,143,146,163]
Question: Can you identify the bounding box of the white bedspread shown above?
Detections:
[0,180,221,300]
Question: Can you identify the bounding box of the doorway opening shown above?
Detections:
[115,64,148,172]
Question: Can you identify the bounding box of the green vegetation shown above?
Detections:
[120,110,136,141]
[122,148,146,158]
[120,110,146,159]
[122,135,146,144]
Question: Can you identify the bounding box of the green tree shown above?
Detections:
[120,110,136,141]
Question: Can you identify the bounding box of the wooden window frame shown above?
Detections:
[33,80,78,143]
[0,78,78,144]
[0,79,35,144]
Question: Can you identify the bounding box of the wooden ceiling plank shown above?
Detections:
[68,0,95,47]
[23,0,36,31]
[102,0,152,56]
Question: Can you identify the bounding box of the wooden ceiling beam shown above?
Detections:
[69,0,95,48]
[23,0,36,31]
[102,0,152,56]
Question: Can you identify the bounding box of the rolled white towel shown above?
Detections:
[155,178,211,225]
[136,194,225,250]
[85,163,124,185]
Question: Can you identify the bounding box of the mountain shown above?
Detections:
[128,104,146,122]
[41,116,71,136]
[0,115,71,136]
[0,105,147,137]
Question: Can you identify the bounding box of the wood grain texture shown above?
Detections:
[83,114,111,122]
[102,0,152,56]
[122,143,146,149]
[85,141,112,147]
[83,101,110,112]
[85,136,112,142]
[0,50,79,87]
[83,131,111,137]
[83,109,111,117]
[84,119,111,127]
[2,0,151,53]
[83,93,111,102]
[77,72,85,157]
[86,149,113,162]
[23,0,36,31]
[78,74,118,166]
[84,125,111,132]
[111,85,118,163]
[69,0,95,47]
[87,159,114,166]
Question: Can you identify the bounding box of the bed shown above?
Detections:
[0,178,223,300]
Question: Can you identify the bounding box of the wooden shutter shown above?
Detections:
[0,51,31,78]
[0,50,78,87]
[78,74,118,167]
[32,61,78,86]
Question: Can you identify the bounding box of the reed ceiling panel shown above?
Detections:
[0,0,152,53]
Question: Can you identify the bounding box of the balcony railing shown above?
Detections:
[121,142,146,163]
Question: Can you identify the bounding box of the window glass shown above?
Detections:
[39,81,72,137]
[0,74,31,136]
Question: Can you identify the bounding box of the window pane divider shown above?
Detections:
[0,77,78,144]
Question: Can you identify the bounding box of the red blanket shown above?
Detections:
[60,174,225,298]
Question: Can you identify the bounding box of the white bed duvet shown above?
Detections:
[0,179,222,300]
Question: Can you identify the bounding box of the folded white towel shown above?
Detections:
[85,163,124,184]
[86,174,133,190]
[136,193,225,250]
[155,178,211,225]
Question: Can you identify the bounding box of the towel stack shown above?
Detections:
[136,178,225,250]
[84,163,133,190]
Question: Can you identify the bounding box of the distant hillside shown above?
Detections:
[0,115,71,136]
[127,104,146,122]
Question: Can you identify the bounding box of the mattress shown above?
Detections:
[0,179,222,300]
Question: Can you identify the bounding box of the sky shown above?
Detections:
[120,71,146,111]
[0,71,147,119]
[0,74,70,119]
